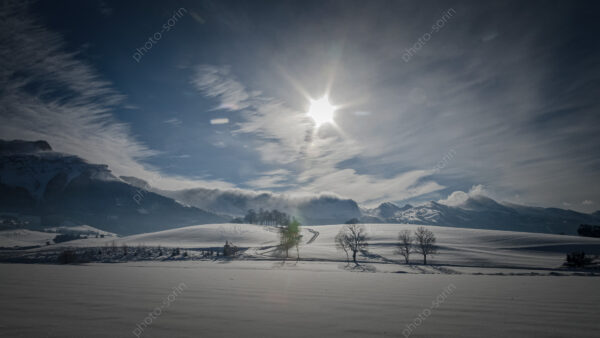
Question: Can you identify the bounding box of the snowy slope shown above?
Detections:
[0,225,118,248]
[299,224,600,268]
[120,223,282,248]
[44,225,118,237]
[29,223,600,269]
[0,229,56,247]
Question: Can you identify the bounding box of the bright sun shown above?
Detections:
[307,96,336,127]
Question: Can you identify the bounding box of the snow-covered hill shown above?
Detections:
[11,223,597,269]
[0,229,56,248]
[0,225,118,248]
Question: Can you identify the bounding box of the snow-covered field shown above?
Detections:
[3,223,599,271]
[1,261,599,337]
[1,224,600,337]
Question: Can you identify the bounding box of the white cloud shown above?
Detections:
[438,185,489,207]
[582,200,594,205]
[210,118,229,125]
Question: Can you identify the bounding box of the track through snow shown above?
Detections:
[305,227,320,244]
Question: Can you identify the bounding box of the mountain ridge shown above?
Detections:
[363,197,600,235]
[2,139,598,235]
[0,141,228,235]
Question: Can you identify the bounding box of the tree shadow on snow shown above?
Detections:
[343,263,377,273]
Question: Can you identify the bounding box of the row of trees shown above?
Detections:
[397,227,438,264]
[577,224,600,238]
[241,209,292,226]
[335,224,438,265]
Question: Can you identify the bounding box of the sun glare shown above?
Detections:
[307,96,336,127]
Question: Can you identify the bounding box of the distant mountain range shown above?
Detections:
[0,140,227,235]
[362,197,600,235]
[1,140,598,235]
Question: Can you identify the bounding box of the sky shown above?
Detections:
[1,0,599,212]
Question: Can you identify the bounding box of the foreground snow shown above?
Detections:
[0,261,599,337]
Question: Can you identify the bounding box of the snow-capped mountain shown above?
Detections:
[0,140,228,235]
[367,202,414,219]
[0,140,116,200]
[363,196,600,235]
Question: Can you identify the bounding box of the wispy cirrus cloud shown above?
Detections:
[163,118,182,126]
[191,65,444,205]
[0,4,233,191]
[190,65,254,111]
[245,169,293,189]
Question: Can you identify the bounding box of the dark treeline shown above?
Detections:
[240,209,291,226]
[578,224,600,238]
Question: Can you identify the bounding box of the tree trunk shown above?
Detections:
[423,254,427,265]
[352,250,357,264]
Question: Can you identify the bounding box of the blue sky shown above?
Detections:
[1,0,599,212]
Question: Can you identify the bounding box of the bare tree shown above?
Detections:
[396,229,413,264]
[337,224,368,265]
[335,232,350,265]
[415,226,437,264]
